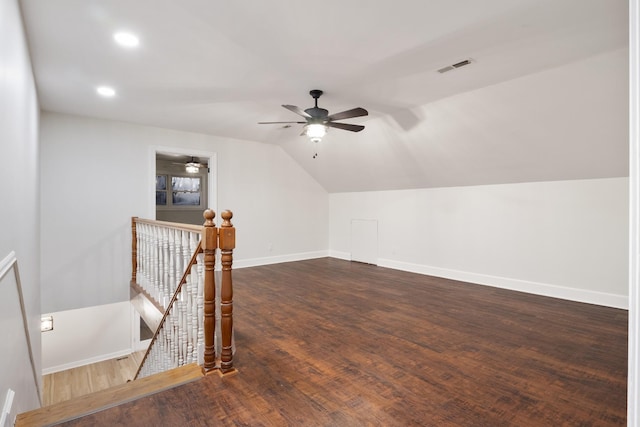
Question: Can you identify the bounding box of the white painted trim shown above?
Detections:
[229,250,628,309]
[149,145,218,220]
[628,0,639,423]
[375,258,628,309]
[1,389,15,427]
[328,250,351,261]
[130,304,139,352]
[234,251,329,269]
[1,252,42,407]
[0,251,17,280]
[42,349,133,376]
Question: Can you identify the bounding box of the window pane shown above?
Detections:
[156,175,167,190]
[172,191,200,206]
[172,177,200,192]
[156,191,167,205]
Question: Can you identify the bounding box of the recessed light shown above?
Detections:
[96,86,116,97]
[113,31,139,48]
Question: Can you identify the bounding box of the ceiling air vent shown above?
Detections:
[437,58,473,74]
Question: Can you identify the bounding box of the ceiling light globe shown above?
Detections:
[306,124,327,142]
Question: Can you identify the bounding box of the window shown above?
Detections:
[156,175,167,205]
[156,175,203,208]
[171,176,201,206]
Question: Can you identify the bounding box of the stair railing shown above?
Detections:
[131,209,236,379]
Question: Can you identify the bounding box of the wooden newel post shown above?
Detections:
[131,217,138,285]
[202,209,218,372]
[219,210,236,374]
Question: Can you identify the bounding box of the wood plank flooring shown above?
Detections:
[59,258,627,426]
[18,363,203,426]
[42,351,144,406]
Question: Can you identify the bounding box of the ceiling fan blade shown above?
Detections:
[326,122,365,132]
[258,121,306,124]
[282,104,312,118]
[327,107,368,121]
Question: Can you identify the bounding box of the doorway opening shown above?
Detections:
[150,148,217,224]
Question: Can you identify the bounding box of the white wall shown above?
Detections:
[0,0,42,418]
[628,0,639,422]
[40,112,329,314]
[41,302,131,374]
[330,177,628,308]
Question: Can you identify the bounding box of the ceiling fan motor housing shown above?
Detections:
[304,107,329,119]
[306,90,328,120]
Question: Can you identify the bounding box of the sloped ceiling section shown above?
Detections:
[288,48,629,192]
[20,0,629,192]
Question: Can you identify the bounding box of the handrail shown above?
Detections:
[134,218,202,233]
[134,241,202,380]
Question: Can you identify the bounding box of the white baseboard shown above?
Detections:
[42,348,133,375]
[373,258,628,309]
[234,250,329,269]
[246,251,627,308]
[328,250,351,261]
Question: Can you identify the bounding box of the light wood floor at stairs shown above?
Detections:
[42,351,144,406]
[17,354,204,426]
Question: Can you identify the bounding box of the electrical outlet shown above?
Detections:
[267,243,273,252]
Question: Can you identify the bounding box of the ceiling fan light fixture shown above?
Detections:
[185,164,199,173]
[306,123,327,143]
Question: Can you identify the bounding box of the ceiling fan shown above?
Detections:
[258,90,368,143]
[172,156,207,173]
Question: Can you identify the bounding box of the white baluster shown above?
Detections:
[183,291,189,362]
[159,228,171,309]
[155,225,162,302]
[180,231,193,286]
[180,293,186,366]
[191,273,198,363]
[146,225,153,298]
[143,223,151,292]
[141,223,148,290]
[171,307,178,368]
[174,230,184,295]
[186,274,194,358]
[168,228,176,302]
[150,225,157,301]
[196,251,205,366]
[189,232,198,257]
[139,224,147,290]
[176,297,182,367]
[136,221,142,284]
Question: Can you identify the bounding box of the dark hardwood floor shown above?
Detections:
[62,258,627,426]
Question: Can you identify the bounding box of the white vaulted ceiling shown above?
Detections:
[20,0,629,192]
